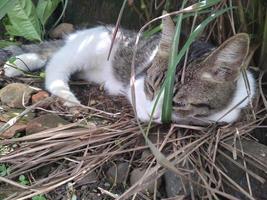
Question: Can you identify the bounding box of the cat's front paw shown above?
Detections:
[4,53,45,77]
[3,60,25,77]
[63,98,81,107]
[135,104,162,123]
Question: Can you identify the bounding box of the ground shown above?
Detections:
[0,75,267,200]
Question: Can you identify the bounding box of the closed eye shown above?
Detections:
[145,82,154,94]
[155,74,164,85]
[191,103,214,110]
[173,101,186,107]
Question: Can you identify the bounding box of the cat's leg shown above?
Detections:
[45,49,81,106]
[4,53,46,77]
[46,26,117,106]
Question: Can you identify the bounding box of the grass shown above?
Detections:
[162,1,232,123]
[0,104,265,199]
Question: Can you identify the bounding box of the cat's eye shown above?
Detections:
[145,82,154,93]
[191,103,213,110]
[173,101,186,107]
[144,82,155,100]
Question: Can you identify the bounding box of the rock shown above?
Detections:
[26,114,69,134]
[49,23,75,39]
[0,184,24,199]
[0,122,26,139]
[164,168,202,198]
[130,168,161,194]
[141,149,151,160]
[106,162,129,185]
[34,165,54,179]
[138,129,166,146]
[31,90,49,104]
[77,171,98,186]
[218,139,267,199]
[0,108,35,123]
[164,171,186,197]
[0,49,12,67]
[0,83,36,108]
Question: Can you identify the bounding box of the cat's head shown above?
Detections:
[144,13,251,124]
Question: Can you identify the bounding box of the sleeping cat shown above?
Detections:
[2,15,256,124]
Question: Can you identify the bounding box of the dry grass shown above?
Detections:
[0,82,266,200]
[0,0,267,199]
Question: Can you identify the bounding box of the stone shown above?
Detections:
[141,149,151,160]
[31,90,49,104]
[0,184,24,199]
[130,168,161,194]
[218,139,267,199]
[164,170,186,197]
[0,108,35,123]
[77,171,98,186]
[26,114,69,134]
[0,49,12,67]
[0,83,36,108]
[49,23,74,39]
[0,122,26,139]
[106,162,129,185]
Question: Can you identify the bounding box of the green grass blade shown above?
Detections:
[161,7,232,123]
[143,10,212,38]
[143,0,223,38]
[161,1,186,123]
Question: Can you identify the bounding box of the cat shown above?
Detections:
[2,15,256,125]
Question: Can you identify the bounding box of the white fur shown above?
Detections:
[4,53,46,77]
[3,26,256,124]
[205,71,255,123]
[125,70,256,123]
[44,27,124,106]
[126,77,163,123]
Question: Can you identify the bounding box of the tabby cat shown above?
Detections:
[2,15,255,124]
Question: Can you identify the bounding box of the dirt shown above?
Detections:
[1,77,267,200]
[0,79,164,199]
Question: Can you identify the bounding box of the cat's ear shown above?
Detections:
[201,33,249,83]
[145,11,175,100]
[157,11,175,57]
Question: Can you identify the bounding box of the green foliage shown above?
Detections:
[36,0,61,26]
[161,0,186,123]
[4,0,42,41]
[0,0,62,42]
[18,174,30,185]
[32,195,47,200]
[0,0,16,20]
[143,10,212,38]
[0,164,11,176]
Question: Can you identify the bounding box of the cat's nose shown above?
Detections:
[149,113,161,123]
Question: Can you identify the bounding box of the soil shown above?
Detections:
[0,76,267,200]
